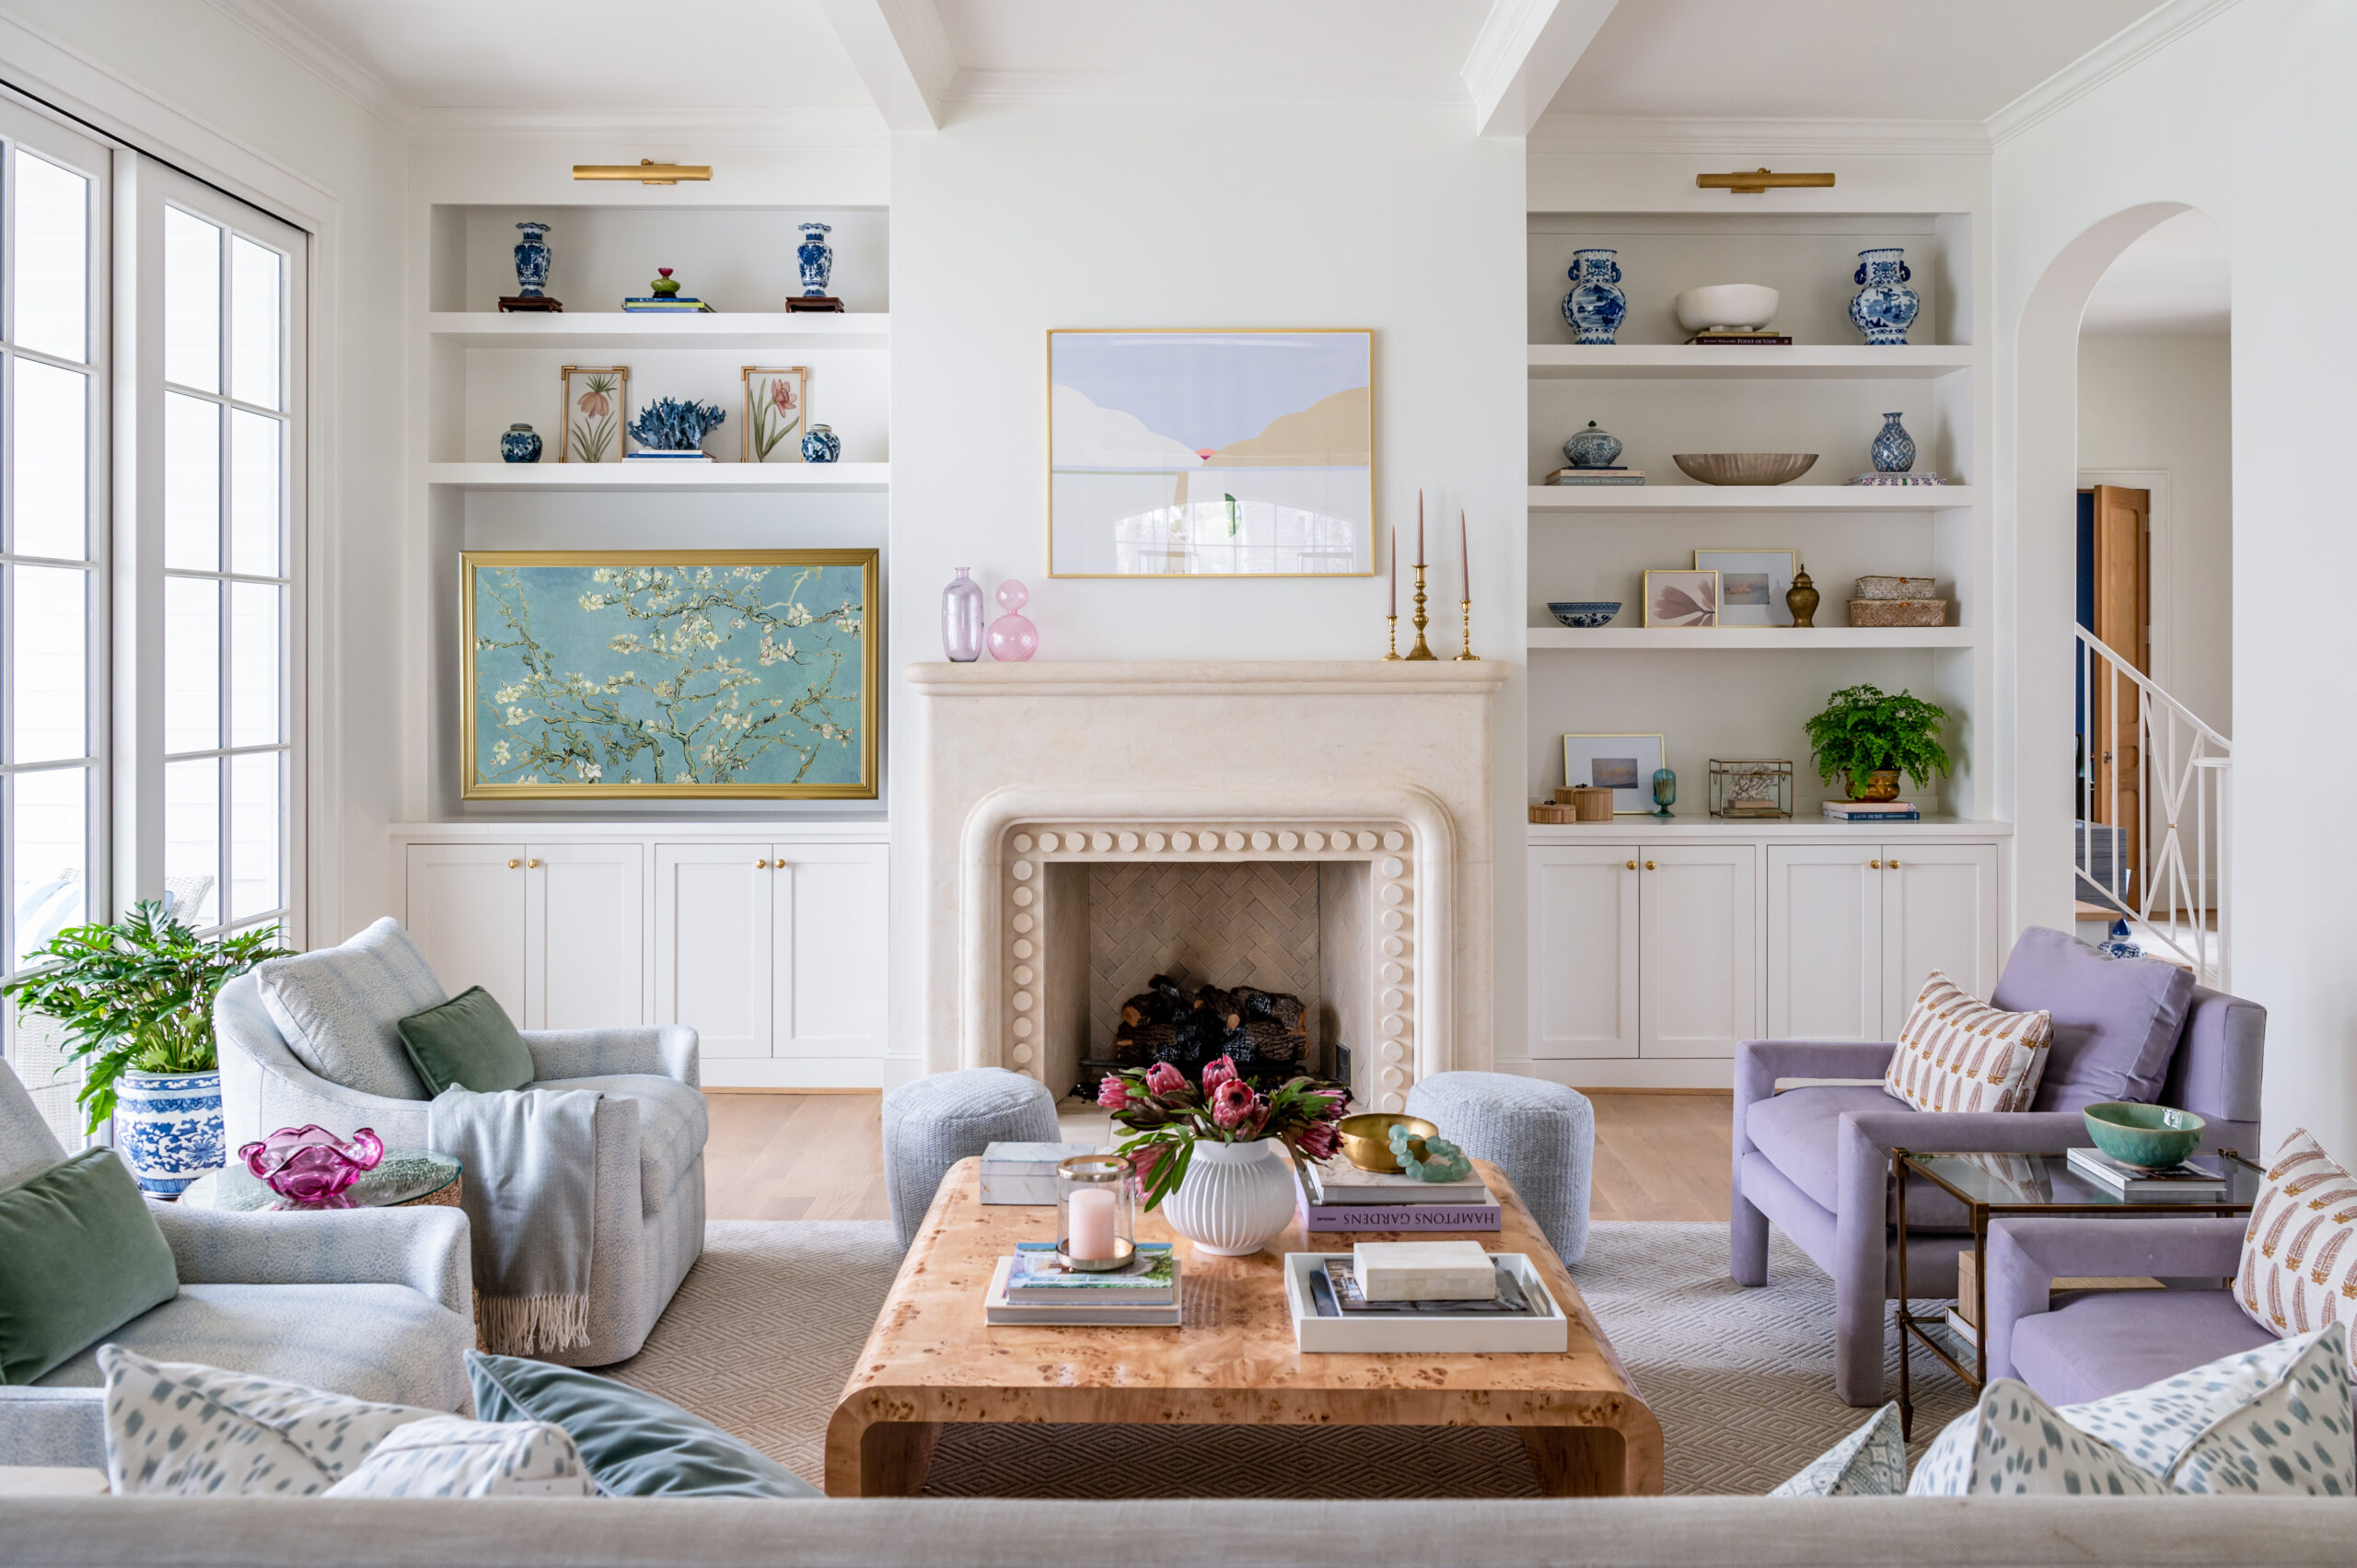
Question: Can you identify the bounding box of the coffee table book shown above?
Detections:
[1285,1252,1568,1353]
[983,1257,1181,1327]
[1305,1161,1490,1206]
[2064,1146,2226,1195]
[1298,1190,1501,1234]
[1005,1241,1176,1304]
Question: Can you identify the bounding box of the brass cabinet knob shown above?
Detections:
[1887,858,1902,869]
[772,860,785,871]
[526,858,540,868]
[1644,859,1657,871]
[1870,859,1881,869]
[1625,859,1637,870]
[506,858,520,869]
[756,858,770,868]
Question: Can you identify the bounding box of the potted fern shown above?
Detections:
[2,901,286,1194]
[1804,683,1953,802]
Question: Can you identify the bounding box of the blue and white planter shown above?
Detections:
[1562,249,1627,344]
[796,222,834,297]
[500,423,543,463]
[115,1068,226,1195]
[512,221,552,299]
[1849,248,1920,345]
[1870,412,1916,473]
[800,423,841,463]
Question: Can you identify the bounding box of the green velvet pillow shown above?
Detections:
[0,1148,178,1385]
[466,1351,821,1498]
[396,985,536,1096]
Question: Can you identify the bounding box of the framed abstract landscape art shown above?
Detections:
[461,550,878,799]
[1046,329,1373,576]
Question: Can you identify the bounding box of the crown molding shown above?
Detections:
[943,68,1469,109]
[200,0,415,133]
[1985,0,2244,146]
[406,106,890,149]
[1528,114,1991,157]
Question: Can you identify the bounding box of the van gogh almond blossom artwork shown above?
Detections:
[462,551,878,799]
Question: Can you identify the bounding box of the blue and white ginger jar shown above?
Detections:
[1562,420,1623,469]
[801,423,841,463]
[1870,412,1915,473]
[116,1068,226,1195]
[512,221,552,299]
[796,222,834,297]
[500,423,542,464]
[1849,248,1919,345]
[1562,249,1626,344]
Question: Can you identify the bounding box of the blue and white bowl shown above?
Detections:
[115,1068,226,1195]
[1547,600,1621,628]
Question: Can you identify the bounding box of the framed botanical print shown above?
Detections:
[560,366,628,463]
[1562,734,1666,815]
[1692,548,1797,627]
[1046,328,1373,577]
[1643,568,1719,628]
[462,550,878,799]
[742,366,808,463]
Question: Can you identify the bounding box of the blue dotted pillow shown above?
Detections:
[1769,1402,1906,1496]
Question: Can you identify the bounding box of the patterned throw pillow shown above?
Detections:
[320,1414,593,1498]
[1907,1380,2163,1496]
[1768,1402,1905,1496]
[2238,1128,2357,1342]
[255,917,447,1101]
[99,1346,437,1497]
[1883,971,2053,1113]
[2058,1327,2332,1478]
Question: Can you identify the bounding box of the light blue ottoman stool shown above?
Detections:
[1406,1072,1594,1264]
[880,1067,1061,1249]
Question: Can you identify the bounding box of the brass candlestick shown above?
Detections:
[1384,615,1401,661]
[1405,565,1436,659]
[1455,598,1479,660]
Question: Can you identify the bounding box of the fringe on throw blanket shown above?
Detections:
[479,1293,593,1357]
[428,1084,601,1356]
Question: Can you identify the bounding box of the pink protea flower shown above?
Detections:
[1097,1074,1131,1111]
[1201,1055,1240,1094]
[1211,1077,1258,1130]
[1128,1144,1167,1192]
[1144,1061,1187,1098]
[1296,1120,1341,1162]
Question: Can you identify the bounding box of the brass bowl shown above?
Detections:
[1672,452,1818,486]
[1337,1112,1438,1173]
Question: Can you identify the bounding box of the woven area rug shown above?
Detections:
[604,1219,1972,1498]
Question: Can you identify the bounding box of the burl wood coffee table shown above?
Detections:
[827,1156,1662,1498]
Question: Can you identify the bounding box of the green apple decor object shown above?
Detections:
[2083,1102,2205,1171]
[1804,683,1952,801]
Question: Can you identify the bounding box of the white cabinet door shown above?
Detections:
[404,844,528,1019]
[653,844,772,1059]
[1639,844,1759,1059]
[526,843,644,1032]
[771,843,888,1060]
[1880,842,2003,1037]
[1527,847,1640,1059]
[1766,846,1884,1040]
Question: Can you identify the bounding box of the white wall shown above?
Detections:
[1994,0,2356,1156]
[2076,331,2232,735]
[887,100,1525,1076]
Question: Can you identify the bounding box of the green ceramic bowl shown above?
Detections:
[2083,1101,2205,1171]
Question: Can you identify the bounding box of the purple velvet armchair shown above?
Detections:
[1730,926,2266,1405]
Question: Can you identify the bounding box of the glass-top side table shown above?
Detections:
[180,1149,462,1214]
[1892,1147,2262,1435]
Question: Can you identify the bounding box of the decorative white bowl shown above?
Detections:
[1675,285,1780,333]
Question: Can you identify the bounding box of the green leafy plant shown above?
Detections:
[1803,683,1953,797]
[1,900,288,1132]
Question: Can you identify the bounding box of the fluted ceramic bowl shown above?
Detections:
[1674,284,1780,333]
[1673,452,1818,486]
[2083,1102,2205,1171]
[1547,600,1622,628]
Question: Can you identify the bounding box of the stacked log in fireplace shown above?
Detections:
[1075,973,1312,1098]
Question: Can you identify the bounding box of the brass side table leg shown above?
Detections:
[1973,1203,1989,1391]
[1894,1147,1912,1440]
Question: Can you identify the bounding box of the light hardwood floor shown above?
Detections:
[702,1089,1732,1225]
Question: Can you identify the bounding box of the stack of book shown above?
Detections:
[1545,466,1645,486]
[1685,331,1791,345]
[1298,1160,1502,1234]
[1822,798,1921,823]
[982,1240,1180,1326]
[621,295,716,314]
[2066,1145,2227,1196]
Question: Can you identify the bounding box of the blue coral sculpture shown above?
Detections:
[628,396,727,452]
[1387,1124,1473,1183]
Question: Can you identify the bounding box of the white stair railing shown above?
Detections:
[2076,625,2231,987]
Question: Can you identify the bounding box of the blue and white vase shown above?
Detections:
[1849,248,1919,345]
[512,221,552,299]
[1562,420,1623,469]
[796,222,834,297]
[1562,249,1626,344]
[500,423,542,464]
[1870,412,1915,473]
[115,1068,225,1195]
[801,423,841,463]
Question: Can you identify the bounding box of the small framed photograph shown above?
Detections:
[1643,568,1719,628]
[560,366,628,463]
[742,366,808,463]
[1562,734,1666,815]
[1692,549,1797,627]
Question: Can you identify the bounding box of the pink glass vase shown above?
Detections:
[987,579,1039,662]
[238,1124,385,1208]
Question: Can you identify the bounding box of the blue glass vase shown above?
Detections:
[1870,412,1915,473]
[1849,248,1920,345]
[796,222,834,297]
[801,423,841,463]
[512,221,552,298]
[500,423,542,464]
[1652,768,1678,819]
[1562,249,1626,344]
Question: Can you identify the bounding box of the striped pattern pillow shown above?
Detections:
[2238,1129,2357,1341]
[1882,971,2053,1113]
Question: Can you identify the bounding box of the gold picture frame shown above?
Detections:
[461,549,879,799]
[1045,328,1375,578]
[742,366,809,463]
[560,366,629,463]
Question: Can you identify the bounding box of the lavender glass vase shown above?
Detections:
[942,567,985,662]
[238,1124,385,1208]
[987,579,1039,662]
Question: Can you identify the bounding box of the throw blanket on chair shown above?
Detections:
[427,1086,599,1355]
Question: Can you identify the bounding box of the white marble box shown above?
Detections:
[1353,1239,1497,1301]
[978,1142,1101,1204]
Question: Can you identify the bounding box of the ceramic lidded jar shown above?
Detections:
[1562,420,1623,469]
[796,222,834,297]
[1561,249,1627,344]
[512,221,552,298]
[1870,412,1916,473]
[1849,248,1920,345]
[800,424,841,463]
[500,423,542,464]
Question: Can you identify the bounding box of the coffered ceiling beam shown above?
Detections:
[815,0,955,132]
[1463,0,1620,138]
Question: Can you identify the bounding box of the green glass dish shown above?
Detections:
[2083,1101,2205,1170]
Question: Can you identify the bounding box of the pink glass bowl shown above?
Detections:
[238,1124,385,1208]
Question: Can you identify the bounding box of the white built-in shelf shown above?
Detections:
[1526,625,1975,651]
[1527,817,2012,842]
[1528,484,1977,513]
[424,312,891,352]
[1527,344,1978,379]
[424,462,889,494]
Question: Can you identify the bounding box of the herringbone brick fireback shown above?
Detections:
[1086,861,1321,1057]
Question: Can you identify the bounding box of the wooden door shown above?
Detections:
[2086,484,2150,897]
[770,842,888,1061]
[653,844,772,1059]
[403,843,528,1018]
[1526,847,1641,1059]
[526,842,644,1032]
[1639,844,1759,1059]
[1878,843,2002,1037]
[1765,846,1882,1040]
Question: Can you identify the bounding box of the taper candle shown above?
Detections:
[1459,508,1469,601]
[1417,489,1425,565]
[1388,525,1398,615]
